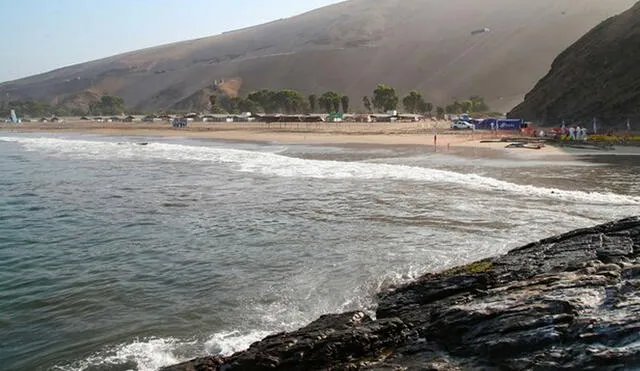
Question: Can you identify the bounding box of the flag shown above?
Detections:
[10,109,18,124]
[627,119,631,131]
[593,118,597,134]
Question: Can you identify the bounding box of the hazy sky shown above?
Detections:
[0,0,343,83]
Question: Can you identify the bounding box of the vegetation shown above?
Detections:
[88,95,126,115]
[308,94,317,113]
[243,89,307,114]
[372,84,399,112]
[0,95,126,117]
[340,95,350,114]
[319,91,342,113]
[442,260,493,276]
[0,85,489,118]
[402,90,433,115]
[362,96,372,113]
[0,100,54,117]
[444,96,490,114]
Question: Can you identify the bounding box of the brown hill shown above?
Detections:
[509,1,640,128]
[0,0,635,113]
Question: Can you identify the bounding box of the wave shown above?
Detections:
[2,136,639,206]
[50,261,431,371]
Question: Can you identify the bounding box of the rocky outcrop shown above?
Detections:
[509,1,640,128]
[163,217,640,370]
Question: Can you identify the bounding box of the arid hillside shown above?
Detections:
[510,1,640,127]
[0,0,635,112]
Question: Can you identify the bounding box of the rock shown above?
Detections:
[509,2,640,126]
[162,217,640,370]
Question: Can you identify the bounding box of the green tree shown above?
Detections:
[418,101,433,115]
[372,84,399,112]
[319,91,341,113]
[469,96,489,112]
[247,89,277,113]
[275,90,305,114]
[436,106,445,118]
[402,90,425,114]
[89,95,125,115]
[362,96,372,113]
[460,100,473,114]
[238,98,259,113]
[340,95,350,113]
[308,94,317,113]
[445,100,465,114]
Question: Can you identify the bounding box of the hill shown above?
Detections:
[509,1,640,127]
[0,0,636,113]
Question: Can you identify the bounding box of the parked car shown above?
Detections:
[451,120,475,130]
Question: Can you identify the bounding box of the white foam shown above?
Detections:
[53,337,191,371]
[2,136,639,205]
[204,330,272,356]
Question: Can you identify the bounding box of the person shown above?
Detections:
[569,126,576,140]
[576,126,582,140]
[581,127,588,141]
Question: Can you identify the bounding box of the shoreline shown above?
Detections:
[163,217,640,371]
[0,121,571,157]
[3,121,639,157]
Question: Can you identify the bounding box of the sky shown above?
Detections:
[0,0,343,83]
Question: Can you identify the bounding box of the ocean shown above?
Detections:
[0,133,638,371]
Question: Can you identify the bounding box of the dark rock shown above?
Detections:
[509,2,640,126]
[162,216,640,371]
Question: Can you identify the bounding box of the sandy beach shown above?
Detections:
[5,120,639,157]
[0,120,576,156]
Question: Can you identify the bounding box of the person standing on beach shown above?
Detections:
[569,126,576,140]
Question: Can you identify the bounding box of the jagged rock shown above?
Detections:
[509,1,640,126]
[163,217,640,371]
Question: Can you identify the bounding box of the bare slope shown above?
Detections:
[509,1,640,127]
[0,0,635,112]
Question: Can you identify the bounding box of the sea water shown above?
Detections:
[0,133,638,371]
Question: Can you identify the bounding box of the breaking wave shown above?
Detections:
[2,136,638,205]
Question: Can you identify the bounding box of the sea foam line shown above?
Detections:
[2,136,639,206]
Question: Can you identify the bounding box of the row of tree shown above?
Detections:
[2,87,492,118]
[210,84,490,116]
[0,95,127,117]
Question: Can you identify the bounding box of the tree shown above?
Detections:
[89,95,125,115]
[460,100,474,114]
[247,89,277,113]
[419,101,433,115]
[340,95,350,113]
[238,98,259,114]
[362,96,372,113]
[308,94,317,113]
[469,96,489,112]
[372,84,399,112]
[402,90,425,114]
[445,100,465,114]
[274,90,305,114]
[436,106,445,118]
[319,91,341,113]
